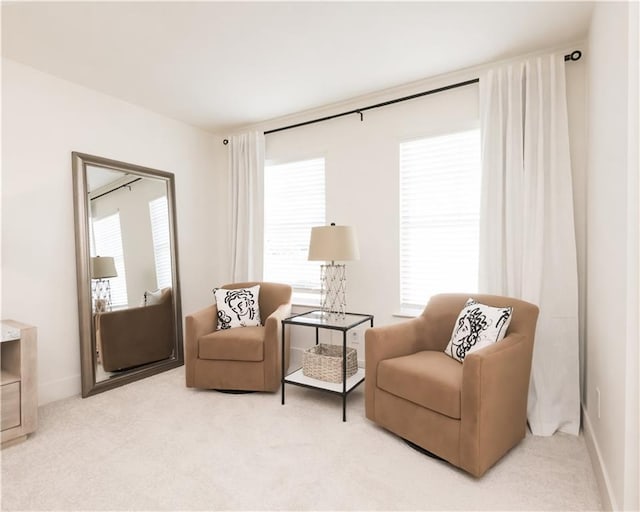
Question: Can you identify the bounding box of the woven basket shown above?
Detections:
[302,343,358,383]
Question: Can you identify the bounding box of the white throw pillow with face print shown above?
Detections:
[444,298,513,363]
[213,285,261,330]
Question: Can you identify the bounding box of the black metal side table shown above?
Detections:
[281,310,374,421]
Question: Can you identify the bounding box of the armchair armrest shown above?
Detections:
[460,332,534,477]
[185,304,217,386]
[263,301,293,391]
[365,320,418,362]
[264,302,293,337]
[365,316,433,419]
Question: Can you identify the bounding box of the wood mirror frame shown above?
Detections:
[72,152,183,397]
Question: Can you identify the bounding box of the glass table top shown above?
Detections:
[283,310,373,330]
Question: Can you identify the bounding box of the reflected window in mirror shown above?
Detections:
[91,212,128,309]
[149,196,171,290]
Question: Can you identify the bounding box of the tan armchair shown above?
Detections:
[365,293,539,477]
[185,282,292,392]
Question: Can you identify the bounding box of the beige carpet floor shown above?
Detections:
[1,367,601,511]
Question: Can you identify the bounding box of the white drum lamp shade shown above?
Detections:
[91,256,117,279]
[308,224,360,263]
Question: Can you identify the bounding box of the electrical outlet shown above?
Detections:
[596,387,601,419]
[350,331,360,345]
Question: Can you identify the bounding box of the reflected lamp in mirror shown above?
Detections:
[308,223,360,318]
[91,256,117,313]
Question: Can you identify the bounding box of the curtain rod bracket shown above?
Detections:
[564,50,582,62]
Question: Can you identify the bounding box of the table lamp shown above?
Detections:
[91,256,118,312]
[308,223,360,318]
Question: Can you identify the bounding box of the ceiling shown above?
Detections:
[1,1,594,134]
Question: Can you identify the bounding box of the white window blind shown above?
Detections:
[149,196,172,289]
[399,129,481,311]
[264,158,325,297]
[92,212,129,307]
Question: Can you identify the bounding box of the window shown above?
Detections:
[399,129,481,312]
[92,212,129,307]
[149,196,172,289]
[264,158,325,300]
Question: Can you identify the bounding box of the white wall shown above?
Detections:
[584,2,639,510]
[1,58,228,404]
[623,4,639,508]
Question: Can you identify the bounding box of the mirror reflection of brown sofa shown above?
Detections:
[365,293,539,477]
[95,288,174,372]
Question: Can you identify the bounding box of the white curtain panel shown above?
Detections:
[479,54,580,435]
[229,131,265,282]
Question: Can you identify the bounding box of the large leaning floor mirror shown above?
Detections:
[72,152,183,397]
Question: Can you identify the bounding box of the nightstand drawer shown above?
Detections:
[1,382,21,431]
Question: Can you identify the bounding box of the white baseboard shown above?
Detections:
[582,406,616,511]
[38,375,81,406]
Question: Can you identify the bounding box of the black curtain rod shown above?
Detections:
[264,77,480,136]
[90,177,142,201]
[222,49,582,144]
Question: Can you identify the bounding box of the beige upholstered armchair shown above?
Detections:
[185,282,292,392]
[365,293,539,477]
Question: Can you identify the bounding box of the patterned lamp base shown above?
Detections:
[320,264,347,318]
[92,279,113,313]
